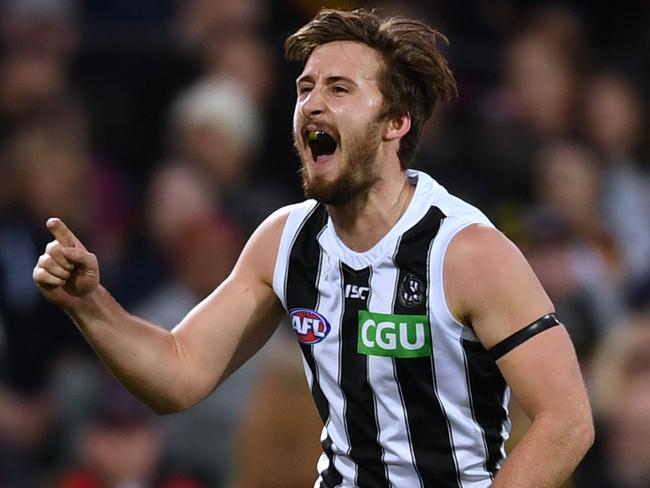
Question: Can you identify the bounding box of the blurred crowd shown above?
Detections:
[0,0,648,487]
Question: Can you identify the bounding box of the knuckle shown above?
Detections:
[45,240,59,253]
[33,267,47,282]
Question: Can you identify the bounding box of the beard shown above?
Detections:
[294,118,383,206]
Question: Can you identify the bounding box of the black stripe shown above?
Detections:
[392,206,461,487]
[320,438,343,487]
[286,203,328,421]
[285,204,343,485]
[462,340,508,475]
[340,263,389,487]
[321,434,342,488]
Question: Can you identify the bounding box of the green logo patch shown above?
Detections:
[357,310,431,358]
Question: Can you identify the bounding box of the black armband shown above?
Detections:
[489,313,561,360]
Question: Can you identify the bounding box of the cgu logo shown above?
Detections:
[290,308,331,344]
[357,310,432,358]
[345,284,369,300]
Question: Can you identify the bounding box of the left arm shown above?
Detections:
[445,224,594,488]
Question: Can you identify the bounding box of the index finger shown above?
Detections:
[46,218,86,250]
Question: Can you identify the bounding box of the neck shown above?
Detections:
[327,168,415,253]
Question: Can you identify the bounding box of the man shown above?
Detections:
[33,9,593,488]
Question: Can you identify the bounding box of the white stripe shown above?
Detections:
[497,389,511,469]
[366,260,422,487]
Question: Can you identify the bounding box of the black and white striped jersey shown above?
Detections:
[272,170,511,488]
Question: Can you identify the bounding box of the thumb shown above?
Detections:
[46,218,87,250]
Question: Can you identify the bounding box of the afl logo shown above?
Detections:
[290,308,331,344]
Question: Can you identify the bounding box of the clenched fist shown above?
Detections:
[32,218,100,308]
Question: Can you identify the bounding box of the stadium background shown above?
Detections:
[0,0,648,486]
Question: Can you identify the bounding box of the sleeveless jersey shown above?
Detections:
[272,170,511,488]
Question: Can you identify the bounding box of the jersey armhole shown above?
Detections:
[272,201,319,312]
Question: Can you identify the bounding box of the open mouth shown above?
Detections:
[306,130,337,162]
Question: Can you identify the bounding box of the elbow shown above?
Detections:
[567,409,595,462]
[577,414,596,455]
[148,391,197,416]
[151,402,187,416]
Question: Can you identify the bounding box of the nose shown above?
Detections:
[301,88,326,119]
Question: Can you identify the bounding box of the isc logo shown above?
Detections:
[345,284,369,300]
[289,308,331,344]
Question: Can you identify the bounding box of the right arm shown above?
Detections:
[32,210,289,414]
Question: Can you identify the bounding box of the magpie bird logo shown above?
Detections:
[399,273,425,308]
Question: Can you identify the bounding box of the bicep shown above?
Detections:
[167,206,290,399]
[495,323,587,421]
[445,224,586,418]
[173,272,284,394]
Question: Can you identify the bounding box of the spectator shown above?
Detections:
[578,314,650,488]
[474,5,586,208]
[56,370,207,488]
[170,77,291,234]
[527,140,626,358]
[582,70,650,290]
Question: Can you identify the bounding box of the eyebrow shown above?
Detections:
[296,75,358,87]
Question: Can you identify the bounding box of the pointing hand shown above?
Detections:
[32,218,100,307]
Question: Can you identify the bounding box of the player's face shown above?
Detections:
[293,41,388,205]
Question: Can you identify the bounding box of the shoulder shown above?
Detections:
[253,203,298,237]
[236,201,324,280]
[233,204,299,283]
[251,200,323,248]
[443,224,520,312]
[445,224,519,271]
[443,224,554,347]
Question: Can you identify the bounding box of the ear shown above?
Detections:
[383,114,411,142]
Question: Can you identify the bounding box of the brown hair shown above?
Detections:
[285,8,457,168]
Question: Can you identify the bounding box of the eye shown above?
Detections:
[332,85,349,94]
[298,85,313,95]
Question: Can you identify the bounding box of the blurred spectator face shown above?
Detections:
[76,372,163,487]
[10,120,88,224]
[146,164,243,297]
[583,73,644,159]
[535,143,600,230]
[608,374,650,487]
[175,0,265,52]
[526,238,576,299]
[172,78,261,190]
[180,123,246,187]
[83,421,161,487]
[0,0,78,118]
[172,217,244,297]
[0,51,66,118]
[505,35,577,135]
[0,389,54,452]
[146,164,215,246]
[0,0,78,56]
[590,322,650,486]
[204,33,275,104]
